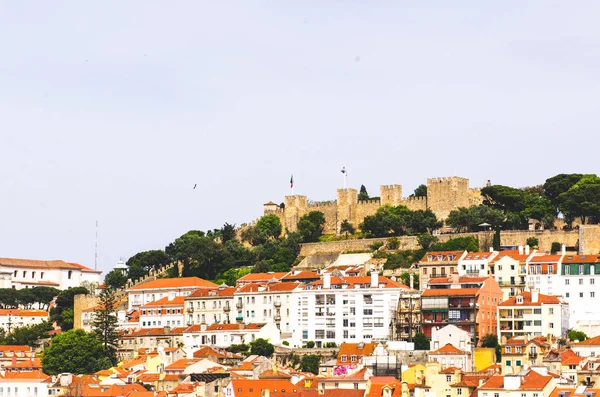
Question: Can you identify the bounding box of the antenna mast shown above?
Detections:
[94,220,98,270]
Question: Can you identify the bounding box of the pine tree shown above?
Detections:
[358,185,369,201]
[92,288,119,365]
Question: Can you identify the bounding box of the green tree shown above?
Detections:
[413,332,430,350]
[386,237,400,250]
[50,287,89,331]
[358,185,370,201]
[558,175,600,224]
[92,288,119,365]
[526,237,539,249]
[398,272,419,289]
[42,329,112,375]
[256,215,283,240]
[215,267,252,286]
[551,242,561,254]
[104,270,127,290]
[0,288,19,308]
[568,329,588,342]
[493,228,501,251]
[411,184,427,198]
[297,211,326,243]
[417,234,438,250]
[17,288,37,308]
[480,334,498,348]
[340,220,355,238]
[227,344,250,355]
[544,174,584,213]
[446,205,505,233]
[166,230,225,279]
[430,236,479,252]
[221,222,237,243]
[305,341,315,348]
[300,355,320,375]
[249,338,274,357]
[30,287,60,310]
[4,321,52,347]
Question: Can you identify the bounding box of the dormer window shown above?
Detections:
[437,255,443,261]
[428,255,434,261]
[341,355,347,362]
[448,255,455,261]
[516,296,523,304]
[351,355,357,362]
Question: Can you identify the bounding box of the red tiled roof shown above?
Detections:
[237,272,290,283]
[0,309,48,317]
[549,388,600,397]
[562,254,600,263]
[499,291,563,307]
[479,370,552,390]
[430,344,465,355]
[428,276,488,284]
[0,370,51,381]
[306,276,408,289]
[140,296,185,308]
[127,277,218,291]
[572,335,600,346]
[188,287,236,298]
[282,271,320,281]
[0,257,98,272]
[491,250,531,263]
[337,343,376,364]
[529,255,563,264]
[230,379,301,397]
[420,251,465,263]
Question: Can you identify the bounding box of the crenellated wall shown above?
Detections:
[264,176,487,235]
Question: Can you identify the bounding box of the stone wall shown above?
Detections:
[73,294,99,330]
[308,202,338,234]
[299,228,595,257]
[427,177,482,220]
[402,196,427,211]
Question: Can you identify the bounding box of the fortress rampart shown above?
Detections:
[264,176,484,235]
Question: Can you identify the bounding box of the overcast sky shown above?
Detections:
[1,2,599,275]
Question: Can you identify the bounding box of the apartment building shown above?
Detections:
[477,369,556,397]
[182,322,280,349]
[391,288,421,341]
[421,275,503,342]
[292,272,406,347]
[491,248,535,300]
[234,282,300,338]
[0,310,48,331]
[458,251,498,277]
[428,343,472,371]
[558,254,600,335]
[0,257,102,290]
[126,277,218,311]
[500,335,551,375]
[236,272,289,286]
[526,254,562,296]
[497,290,569,340]
[418,251,467,290]
[139,296,185,329]
[184,286,236,326]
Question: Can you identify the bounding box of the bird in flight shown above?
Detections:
[193,184,197,189]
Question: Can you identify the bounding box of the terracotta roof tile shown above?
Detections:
[127,277,218,291]
[491,250,531,263]
[499,291,564,307]
[430,344,465,355]
[422,288,480,297]
[237,272,290,283]
[188,287,236,298]
[562,254,600,263]
[479,370,552,390]
[572,335,600,346]
[0,257,98,272]
[337,343,377,364]
[140,296,185,308]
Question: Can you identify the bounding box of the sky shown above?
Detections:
[1,2,599,275]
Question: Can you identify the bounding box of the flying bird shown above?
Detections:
[193,184,197,189]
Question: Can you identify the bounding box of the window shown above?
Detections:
[564,265,569,275]
[363,309,373,315]
[505,347,511,353]
[40,272,44,279]
[354,384,359,390]
[565,279,570,285]
[592,279,596,285]
[579,279,584,285]
[67,270,72,279]
[446,375,451,382]
[580,293,584,298]
[505,360,511,366]
[533,308,541,314]
[341,355,347,362]
[566,293,570,298]
[580,265,584,275]
[592,292,596,298]
[549,308,554,315]
[516,360,522,366]
[351,355,357,362]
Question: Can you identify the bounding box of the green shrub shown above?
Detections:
[386,237,400,250]
[369,241,384,251]
[526,237,539,248]
[306,341,315,348]
[551,242,561,254]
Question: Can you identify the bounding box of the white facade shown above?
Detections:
[430,324,473,352]
[292,272,404,347]
[0,371,51,397]
[497,290,569,339]
[234,282,300,338]
[139,296,185,329]
[492,249,535,300]
[126,277,218,311]
[0,310,48,331]
[457,251,497,277]
[182,322,280,349]
[185,287,236,326]
[0,258,102,291]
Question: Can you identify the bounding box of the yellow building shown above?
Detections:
[401,364,425,385]
[473,347,496,372]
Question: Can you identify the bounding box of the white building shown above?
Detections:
[0,370,52,397]
[491,248,535,300]
[182,322,280,349]
[139,296,185,329]
[0,258,102,290]
[126,277,218,311]
[570,335,600,358]
[457,251,498,277]
[292,271,407,347]
[234,282,300,339]
[0,310,48,331]
[497,290,569,339]
[526,253,562,296]
[430,324,473,352]
[185,286,236,326]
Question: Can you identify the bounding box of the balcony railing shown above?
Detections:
[223,304,231,312]
[236,301,243,309]
[529,353,538,359]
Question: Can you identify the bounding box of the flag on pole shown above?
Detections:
[341,167,347,175]
[290,175,294,188]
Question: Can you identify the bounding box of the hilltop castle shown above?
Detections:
[263,176,483,234]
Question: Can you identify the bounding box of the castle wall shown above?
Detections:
[299,229,585,257]
[307,202,338,234]
[336,188,358,233]
[380,185,403,206]
[283,195,308,233]
[402,196,427,211]
[354,200,381,228]
[427,177,474,220]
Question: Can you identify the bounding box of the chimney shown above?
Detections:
[239,322,245,330]
[504,375,521,390]
[201,323,207,332]
[489,247,494,253]
[371,271,379,288]
[323,273,331,289]
[401,382,410,397]
[518,246,524,255]
[525,245,530,255]
[562,244,566,255]
[531,289,539,303]
[454,369,462,383]
[163,326,171,335]
[409,273,414,290]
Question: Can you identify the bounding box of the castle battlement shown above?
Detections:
[264,176,483,235]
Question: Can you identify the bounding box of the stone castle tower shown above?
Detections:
[264,176,482,235]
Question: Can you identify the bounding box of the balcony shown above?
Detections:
[235,316,243,322]
[529,353,538,359]
[236,301,243,309]
[223,304,231,312]
[274,315,281,322]
[274,300,281,308]
[186,307,194,313]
